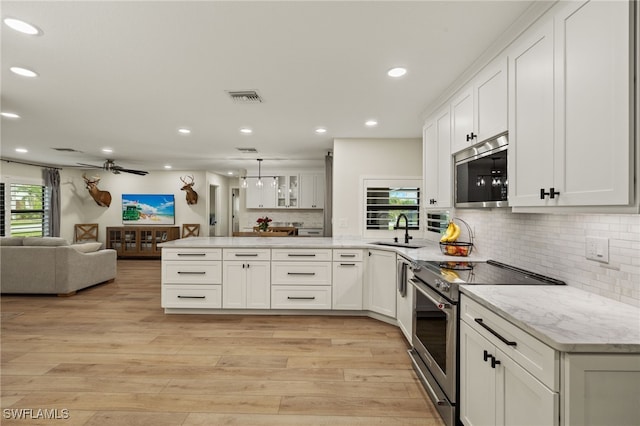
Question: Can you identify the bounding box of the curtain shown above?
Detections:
[43,168,61,237]
[324,152,333,237]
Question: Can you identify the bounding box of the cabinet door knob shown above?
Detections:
[540,188,549,199]
[549,187,560,199]
[466,132,477,142]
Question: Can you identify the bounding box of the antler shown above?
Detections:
[180,175,194,185]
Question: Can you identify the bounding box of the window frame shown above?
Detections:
[362,178,421,238]
[3,178,49,237]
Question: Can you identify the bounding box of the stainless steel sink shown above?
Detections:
[371,240,429,249]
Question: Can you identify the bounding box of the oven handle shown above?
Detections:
[409,278,452,310]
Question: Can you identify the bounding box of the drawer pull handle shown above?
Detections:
[287,272,316,276]
[177,271,206,275]
[177,295,206,299]
[235,253,258,257]
[340,254,356,258]
[339,263,356,266]
[177,253,207,256]
[287,254,316,257]
[287,296,316,300]
[474,318,517,347]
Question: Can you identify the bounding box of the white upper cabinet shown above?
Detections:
[276,174,299,208]
[509,0,632,208]
[299,173,325,209]
[474,56,508,143]
[552,0,631,206]
[245,178,277,209]
[507,19,555,206]
[451,57,508,154]
[423,105,452,209]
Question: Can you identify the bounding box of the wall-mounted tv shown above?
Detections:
[122,194,175,225]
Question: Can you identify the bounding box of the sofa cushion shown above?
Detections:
[70,242,103,253]
[23,237,69,246]
[0,237,24,246]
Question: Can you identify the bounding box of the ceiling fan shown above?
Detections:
[77,159,148,176]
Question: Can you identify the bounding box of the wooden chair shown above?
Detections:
[74,223,99,243]
[181,224,200,238]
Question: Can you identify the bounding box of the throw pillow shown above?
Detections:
[23,237,69,246]
[70,242,103,253]
[0,236,25,246]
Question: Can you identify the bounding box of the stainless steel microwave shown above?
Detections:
[454,132,508,208]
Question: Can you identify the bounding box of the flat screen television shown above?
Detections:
[122,194,175,225]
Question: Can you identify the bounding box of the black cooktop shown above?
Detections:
[418,259,566,286]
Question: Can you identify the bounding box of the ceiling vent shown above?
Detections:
[52,147,82,152]
[226,90,263,103]
[236,147,258,153]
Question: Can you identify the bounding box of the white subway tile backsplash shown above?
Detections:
[454,210,640,307]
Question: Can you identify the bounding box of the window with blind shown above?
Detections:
[366,186,420,230]
[10,183,49,237]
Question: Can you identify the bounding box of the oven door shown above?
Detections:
[409,276,457,402]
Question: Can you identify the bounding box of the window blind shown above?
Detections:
[366,187,420,230]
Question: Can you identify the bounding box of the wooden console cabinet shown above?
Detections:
[107,226,179,258]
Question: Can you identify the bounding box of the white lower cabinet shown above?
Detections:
[364,249,396,318]
[460,295,560,426]
[460,321,558,426]
[271,248,332,310]
[161,248,223,309]
[460,294,640,426]
[332,249,364,310]
[222,249,271,309]
[562,354,640,426]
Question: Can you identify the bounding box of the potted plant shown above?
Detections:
[256,216,272,232]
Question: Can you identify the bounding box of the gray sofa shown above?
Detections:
[0,237,117,296]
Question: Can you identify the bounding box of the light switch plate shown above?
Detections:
[586,236,609,263]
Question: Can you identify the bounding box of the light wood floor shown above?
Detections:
[1,259,444,426]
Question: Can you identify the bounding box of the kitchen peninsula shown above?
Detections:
[160,236,640,426]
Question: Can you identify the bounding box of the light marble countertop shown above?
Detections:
[159,236,488,263]
[460,285,640,353]
[160,236,640,353]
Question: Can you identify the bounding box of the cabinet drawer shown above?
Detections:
[163,261,222,284]
[162,248,222,261]
[271,285,331,309]
[223,248,271,261]
[333,249,364,262]
[271,262,331,285]
[461,295,559,390]
[271,249,332,261]
[162,285,221,308]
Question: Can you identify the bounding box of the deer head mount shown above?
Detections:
[82,173,112,207]
[180,175,198,205]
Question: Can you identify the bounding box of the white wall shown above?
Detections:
[333,138,422,238]
[0,161,232,244]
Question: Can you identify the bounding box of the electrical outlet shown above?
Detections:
[586,236,609,263]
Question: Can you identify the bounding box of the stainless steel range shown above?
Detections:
[407,259,565,426]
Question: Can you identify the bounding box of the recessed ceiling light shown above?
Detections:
[365,119,378,127]
[387,67,407,78]
[10,66,38,78]
[315,127,327,134]
[15,148,28,153]
[102,148,113,153]
[240,127,253,134]
[3,18,41,35]
[1,112,20,119]
[164,165,172,169]
[178,128,191,135]
[227,171,234,176]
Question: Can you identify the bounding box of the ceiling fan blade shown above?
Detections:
[77,162,102,169]
[117,168,149,176]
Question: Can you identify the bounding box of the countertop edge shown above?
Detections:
[459,286,640,354]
